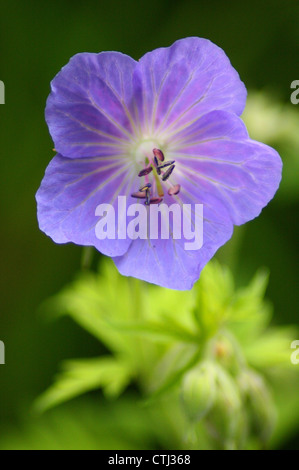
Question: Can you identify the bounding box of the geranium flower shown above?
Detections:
[36,37,282,290]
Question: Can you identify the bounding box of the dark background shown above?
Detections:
[0,0,298,448]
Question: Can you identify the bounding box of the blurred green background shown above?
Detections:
[0,0,298,449]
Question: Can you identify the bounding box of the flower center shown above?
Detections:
[131,147,181,205]
[133,140,161,164]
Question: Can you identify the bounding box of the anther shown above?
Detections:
[152,148,164,162]
[131,191,146,199]
[153,156,161,175]
[144,189,151,205]
[157,160,175,169]
[138,166,153,177]
[139,183,152,191]
[162,164,175,181]
[168,184,181,196]
[148,197,163,204]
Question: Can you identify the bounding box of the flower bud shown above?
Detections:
[205,364,244,449]
[207,334,244,376]
[238,369,276,443]
[181,361,215,422]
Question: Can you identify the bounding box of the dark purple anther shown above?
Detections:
[154,156,161,175]
[138,166,153,177]
[139,183,152,192]
[162,164,175,181]
[158,160,175,169]
[153,148,164,162]
[144,189,151,205]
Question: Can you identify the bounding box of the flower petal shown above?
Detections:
[46,52,139,158]
[36,153,138,256]
[168,110,282,225]
[133,37,246,136]
[113,191,233,290]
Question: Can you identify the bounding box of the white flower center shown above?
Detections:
[133,139,164,164]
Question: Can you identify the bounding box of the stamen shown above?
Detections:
[144,189,151,205]
[153,148,164,162]
[157,160,175,169]
[154,156,161,175]
[135,149,178,204]
[168,184,181,196]
[138,166,153,177]
[139,183,152,191]
[131,191,146,199]
[162,164,175,181]
[148,197,163,204]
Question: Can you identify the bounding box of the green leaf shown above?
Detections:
[143,345,201,403]
[192,261,235,335]
[228,269,272,342]
[102,317,199,344]
[34,357,132,412]
[243,327,298,368]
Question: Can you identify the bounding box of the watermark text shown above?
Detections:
[0,340,5,364]
[0,81,4,104]
[290,80,299,104]
[291,340,299,365]
[95,196,203,251]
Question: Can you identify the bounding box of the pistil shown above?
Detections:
[151,164,164,198]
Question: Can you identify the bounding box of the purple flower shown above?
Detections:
[36,37,282,290]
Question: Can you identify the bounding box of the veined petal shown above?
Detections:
[46,52,140,158]
[113,191,233,290]
[168,110,282,225]
[133,37,246,136]
[36,153,138,256]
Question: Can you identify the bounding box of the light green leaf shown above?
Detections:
[192,261,235,335]
[103,317,199,344]
[243,327,298,368]
[34,357,133,412]
[143,345,201,403]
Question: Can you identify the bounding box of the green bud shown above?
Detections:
[205,364,245,449]
[181,361,216,422]
[238,369,276,443]
[206,333,246,376]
